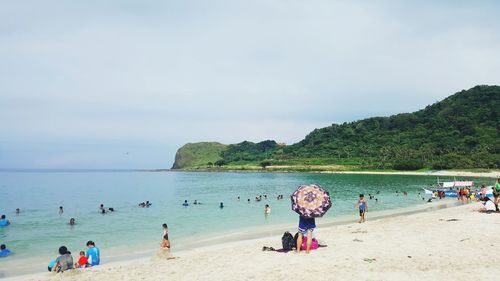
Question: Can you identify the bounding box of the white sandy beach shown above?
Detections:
[326,170,500,179]
[6,201,500,281]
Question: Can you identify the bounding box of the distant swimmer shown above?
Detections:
[247,199,251,203]
[182,200,189,207]
[264,204,271,215]
[220,202,224,209]
[15,208,20,215]
[146,201,152,207]
[59,206,64,215]
[99,204,106,214]
[0,244,12,257]
[69,218,76,225]
[0,215,11,227]
[193,200,198,205]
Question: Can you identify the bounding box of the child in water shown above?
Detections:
[356,194,368,223]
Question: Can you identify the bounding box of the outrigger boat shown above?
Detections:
[432,178,493,198]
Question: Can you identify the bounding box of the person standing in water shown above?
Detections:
[264,204,271,215]
[59,206,64,215]
[219,202,224,209]
[356,194,368,223]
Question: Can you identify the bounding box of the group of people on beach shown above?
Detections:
[480,178,500,212]
[48,241,100,273]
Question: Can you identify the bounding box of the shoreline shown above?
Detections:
[2,199,466,280]
[6,200,499,281]
[166,168,500,179]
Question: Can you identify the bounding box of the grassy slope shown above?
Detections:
[171,142,227,169]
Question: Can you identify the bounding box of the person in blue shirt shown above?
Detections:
[296,216,316,254]
[0,244,12,257]
[85,241,100,266]
[0,215,10,227]
[356,194,368,223]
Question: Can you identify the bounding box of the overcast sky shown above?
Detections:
[1,0,499,169]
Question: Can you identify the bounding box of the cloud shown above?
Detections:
[1,0,499,168]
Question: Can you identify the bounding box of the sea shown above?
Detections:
[0,170,487,277]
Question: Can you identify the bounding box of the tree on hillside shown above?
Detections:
[260,161,272,169]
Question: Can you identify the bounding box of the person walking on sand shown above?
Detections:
[296,216,315,254]
[356,194,368,223]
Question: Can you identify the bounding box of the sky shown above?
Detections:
[1,0,500,169]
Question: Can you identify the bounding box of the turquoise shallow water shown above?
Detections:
[0,171,480,270]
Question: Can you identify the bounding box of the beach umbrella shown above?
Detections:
[291,184,332,218]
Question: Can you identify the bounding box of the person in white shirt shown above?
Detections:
[480,197,497,212]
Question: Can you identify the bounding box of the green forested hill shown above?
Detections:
[172,85,500,170]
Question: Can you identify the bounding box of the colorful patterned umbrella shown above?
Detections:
[291,184,332,218]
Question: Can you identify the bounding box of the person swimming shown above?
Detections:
[99,204,106,214]
[0,244,12,257]
[220,202,224,209]
[182,200,189,207]
[69,218,75,225]
[0,215,10,227]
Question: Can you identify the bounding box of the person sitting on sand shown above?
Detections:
[0,215,10,227]
[296,216,315,254]
[52,246,73,272]
[356,194,368,223]
[0,244,12,257]
[85,241,100,266]
[480,197,497,213]
[74,251,88,268]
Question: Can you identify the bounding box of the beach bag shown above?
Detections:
[300,237,319,251]
[281,231,295,251]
